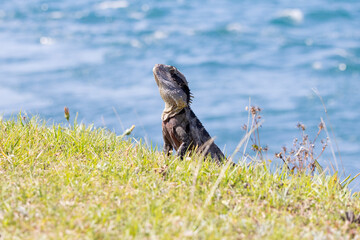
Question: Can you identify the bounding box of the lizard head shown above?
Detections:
[153,64,193,120]
[153,64,193,108]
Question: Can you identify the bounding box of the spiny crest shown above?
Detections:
[169,66,194,105]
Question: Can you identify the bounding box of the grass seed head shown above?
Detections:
[64,106,70,122]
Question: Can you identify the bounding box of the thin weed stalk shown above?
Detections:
[242,98,252,159]
[312,88,344,176]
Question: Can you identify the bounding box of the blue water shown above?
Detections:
[1,1,359,189]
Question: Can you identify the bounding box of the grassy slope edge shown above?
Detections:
[0,116,359,239]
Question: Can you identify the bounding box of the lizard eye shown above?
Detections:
[169,66,176,74]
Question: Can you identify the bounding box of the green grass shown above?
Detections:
[0,115,359,239]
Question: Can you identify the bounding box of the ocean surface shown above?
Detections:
[0,0,359,189]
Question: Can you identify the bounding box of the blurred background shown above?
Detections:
[0,0,359,188]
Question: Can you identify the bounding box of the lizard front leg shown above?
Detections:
[162,128,173,156]
[175,125,192,159]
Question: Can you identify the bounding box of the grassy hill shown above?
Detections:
[0,115,359,239]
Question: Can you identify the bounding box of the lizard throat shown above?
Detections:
[161,101,187,121]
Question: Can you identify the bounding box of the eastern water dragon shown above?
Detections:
[153,64,225,163]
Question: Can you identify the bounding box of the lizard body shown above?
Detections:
[153,64,225,163]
